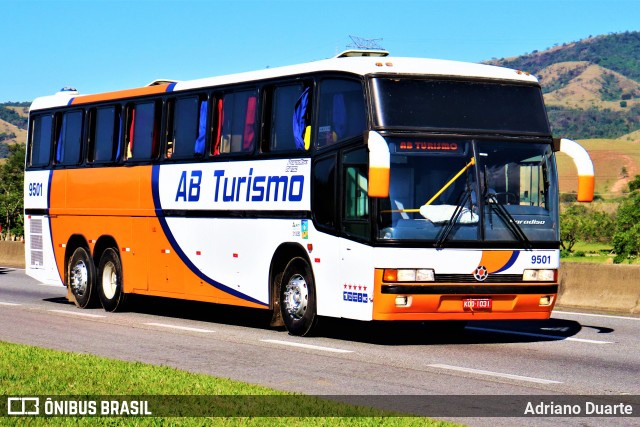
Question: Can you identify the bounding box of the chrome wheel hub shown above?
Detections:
[70,260,88,297]
[283,274,308,320]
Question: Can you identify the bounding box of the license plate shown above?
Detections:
[463,298,492,310]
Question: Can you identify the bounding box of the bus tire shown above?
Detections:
[68,247,97,308]
[280,257,317,336]
[97,248,127,312]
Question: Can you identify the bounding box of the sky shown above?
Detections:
[2,0,639,103]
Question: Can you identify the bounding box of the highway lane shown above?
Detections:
[0,267,638,426]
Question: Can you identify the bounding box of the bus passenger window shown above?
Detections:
[90,106,120,163]
[269,84,311,151]
[316,79,365,148]
[29,114,54,167]
[170,96,201,159]
[55,110,83,166]
[126,101,161,161]
[217,90,257,154]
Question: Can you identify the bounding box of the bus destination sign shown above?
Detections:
[396,141,463,153]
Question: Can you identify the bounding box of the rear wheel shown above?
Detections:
[280,258,317,336]
[67,247,97,308]
[97,248,127,312]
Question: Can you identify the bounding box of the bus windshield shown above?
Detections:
[371,78,550,135]
[377,139,559,246]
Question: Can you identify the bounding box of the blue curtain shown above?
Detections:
[115,112,122,161]
[56,117,65,163]
[194,100,208,155]
[293,87,310,150]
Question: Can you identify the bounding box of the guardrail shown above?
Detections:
[558,263,640,314]
[0,241,24,268]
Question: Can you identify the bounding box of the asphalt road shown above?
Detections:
[1,267,638,426]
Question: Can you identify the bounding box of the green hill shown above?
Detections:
[486,32,640,141]
[0,103,28,158]
[487,31,640,82]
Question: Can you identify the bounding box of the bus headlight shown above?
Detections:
[383,269,435,282]
[523,269,556,282]
[416,269,435,281]
[397,269,416,281]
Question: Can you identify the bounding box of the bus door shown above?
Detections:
[339,146,375,320]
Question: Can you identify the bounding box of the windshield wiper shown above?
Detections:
[435,188,473,248]
[485,193,531,249]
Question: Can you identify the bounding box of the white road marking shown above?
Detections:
[261,339,353,353]
[467,326,613,344]
[144,322,215,333]
[428,363,562,384]
[48,309,106,318]
[0,301,21,306]
[554,310,640,321]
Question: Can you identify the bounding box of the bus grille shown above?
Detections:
[435,274,524,283]
[29,218,44,267]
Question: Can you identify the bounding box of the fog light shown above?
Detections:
[539,295,554,306]
[395,296,411,307]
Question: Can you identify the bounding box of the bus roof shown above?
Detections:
[29,52,539,111]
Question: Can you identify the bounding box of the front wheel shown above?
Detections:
[97,248,127,312]
[280,258,317,336]
[67,247,97,308]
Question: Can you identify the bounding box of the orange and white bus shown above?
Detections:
[24,50,594,336]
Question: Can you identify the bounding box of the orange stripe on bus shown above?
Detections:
[478,250,515,273]
[70,84,170,105]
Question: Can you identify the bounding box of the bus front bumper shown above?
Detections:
[372,270,557,321]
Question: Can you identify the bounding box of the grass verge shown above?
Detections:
[0,341,460,426]
[561,241,639,264]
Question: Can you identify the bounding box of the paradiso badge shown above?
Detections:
[473,265,488,282]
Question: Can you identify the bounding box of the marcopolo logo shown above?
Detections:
[473,265,488,282]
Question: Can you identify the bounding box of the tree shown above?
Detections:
[613,189,640,263]
[620,166,629,178]
[560,204,616,252]
[560,205,587,251]
[0,144,25,239]
[629,175,640,192]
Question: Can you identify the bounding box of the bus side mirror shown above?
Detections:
[366,131,390,198]
[558,138,594,202]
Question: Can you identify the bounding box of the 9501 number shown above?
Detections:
[531,255,551,265]
[28,182,43,197]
